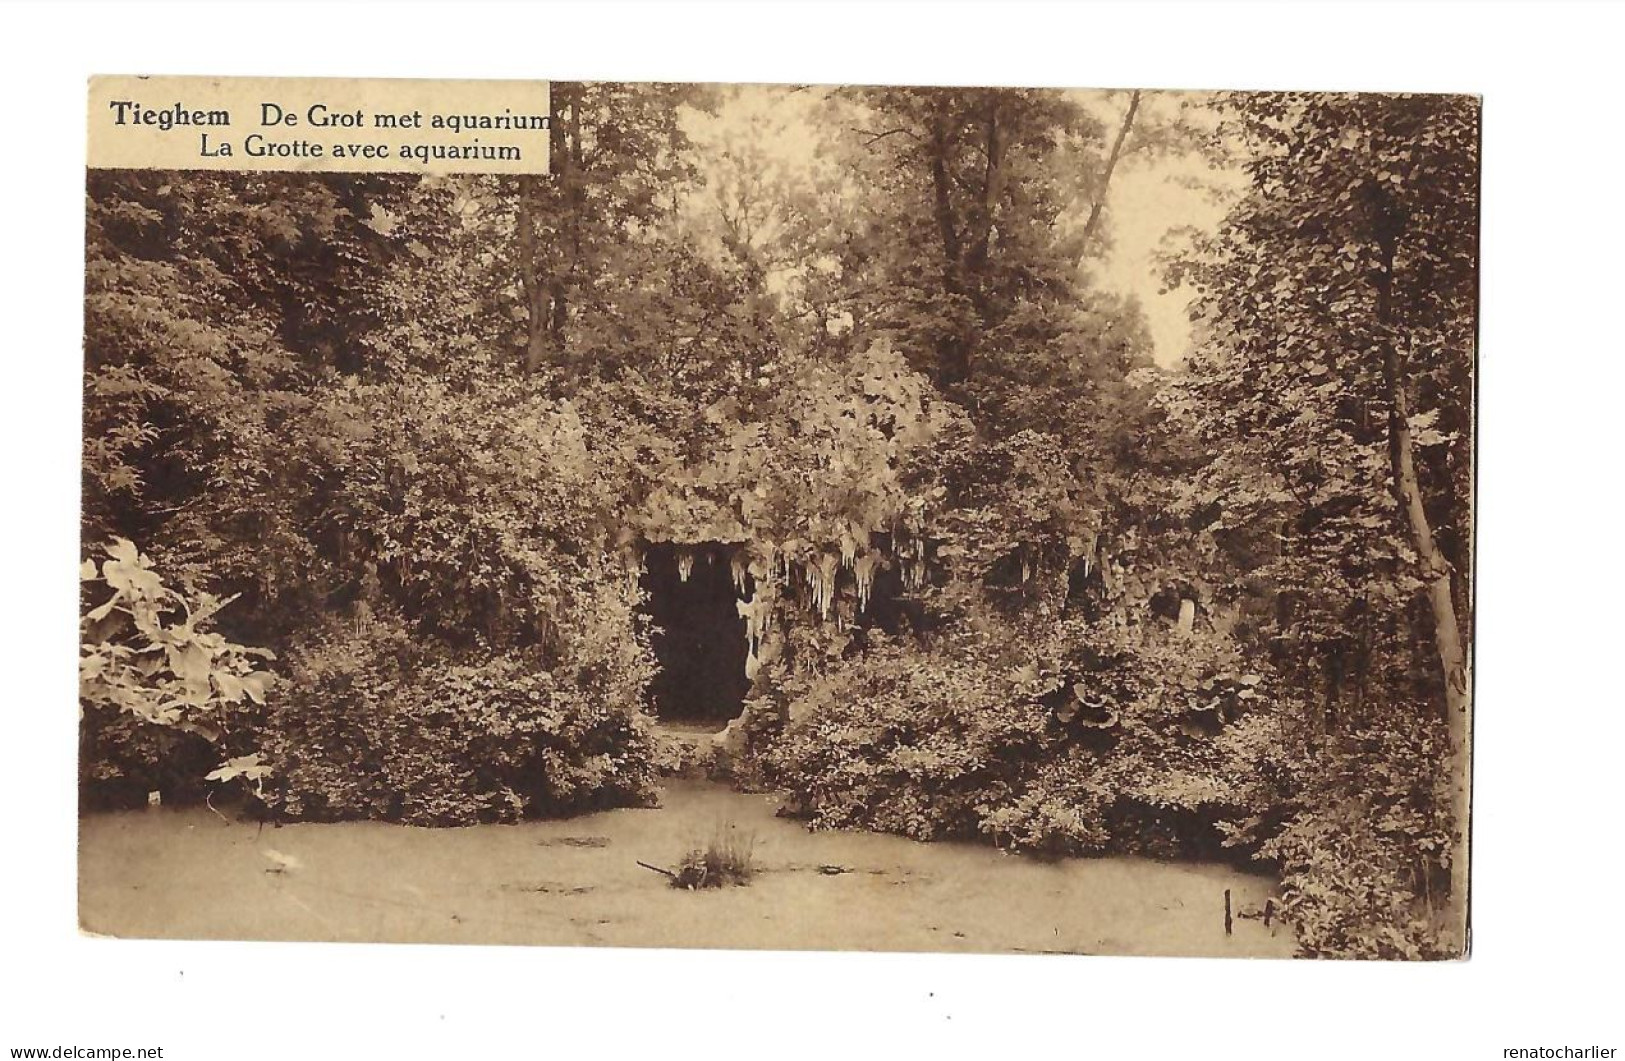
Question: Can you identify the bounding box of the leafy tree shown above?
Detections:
[835,88,1104,401]
[511,82,717,373]
[82,171,431,631]
[1171,91,1477,931]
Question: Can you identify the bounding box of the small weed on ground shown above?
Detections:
[671,822,755,889]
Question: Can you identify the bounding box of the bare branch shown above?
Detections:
[853,127,923,148]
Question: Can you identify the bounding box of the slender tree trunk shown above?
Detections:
[960,93,1010,391]
[1384,343,1471,920]
[1322,647,1344,733]
[929,116,962,269]
[519,85,582,374]
[966,93,1007,277]
[1373,202,1471,938]
[553,90,583,357]
[928,113,970,386]
[1080,90,1141,248]
[926,94,1012,391]
[516,179,549,374]
[1352,603,1372,728]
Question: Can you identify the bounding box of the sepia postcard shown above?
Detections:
[78,76,1477,960]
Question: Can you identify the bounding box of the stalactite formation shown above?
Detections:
[804,551,841,619]
[637,527,930,688]
[853,552,880,612]
[901,536,928,591]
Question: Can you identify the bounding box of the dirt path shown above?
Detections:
[79,780,1296,957]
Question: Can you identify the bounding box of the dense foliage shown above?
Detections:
[763,619,1288,860]
[1170,91,1477,954]
[81,85,1475,956]
[257,619,662,826]
[1252,716,1455,959]
[79,538,276,806]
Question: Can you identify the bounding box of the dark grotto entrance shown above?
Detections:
[640,544,752,726]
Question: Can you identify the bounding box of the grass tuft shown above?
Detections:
[671,821,756,889]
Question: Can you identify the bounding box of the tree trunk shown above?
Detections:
[1373,200,1471,942]
[1385,348,1471,929]
[958,93,1009,389]
[1080,90,1141,249]
[965,93,1007,279]
[928,113,970,386]
[554,91,583,357]
[516,179,549,374]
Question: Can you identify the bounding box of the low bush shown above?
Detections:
[763,629,1047,843]
[758,618,1289,860]
[255,621,662,826]
[1243,716,1457,960]
[79,708,226,810]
